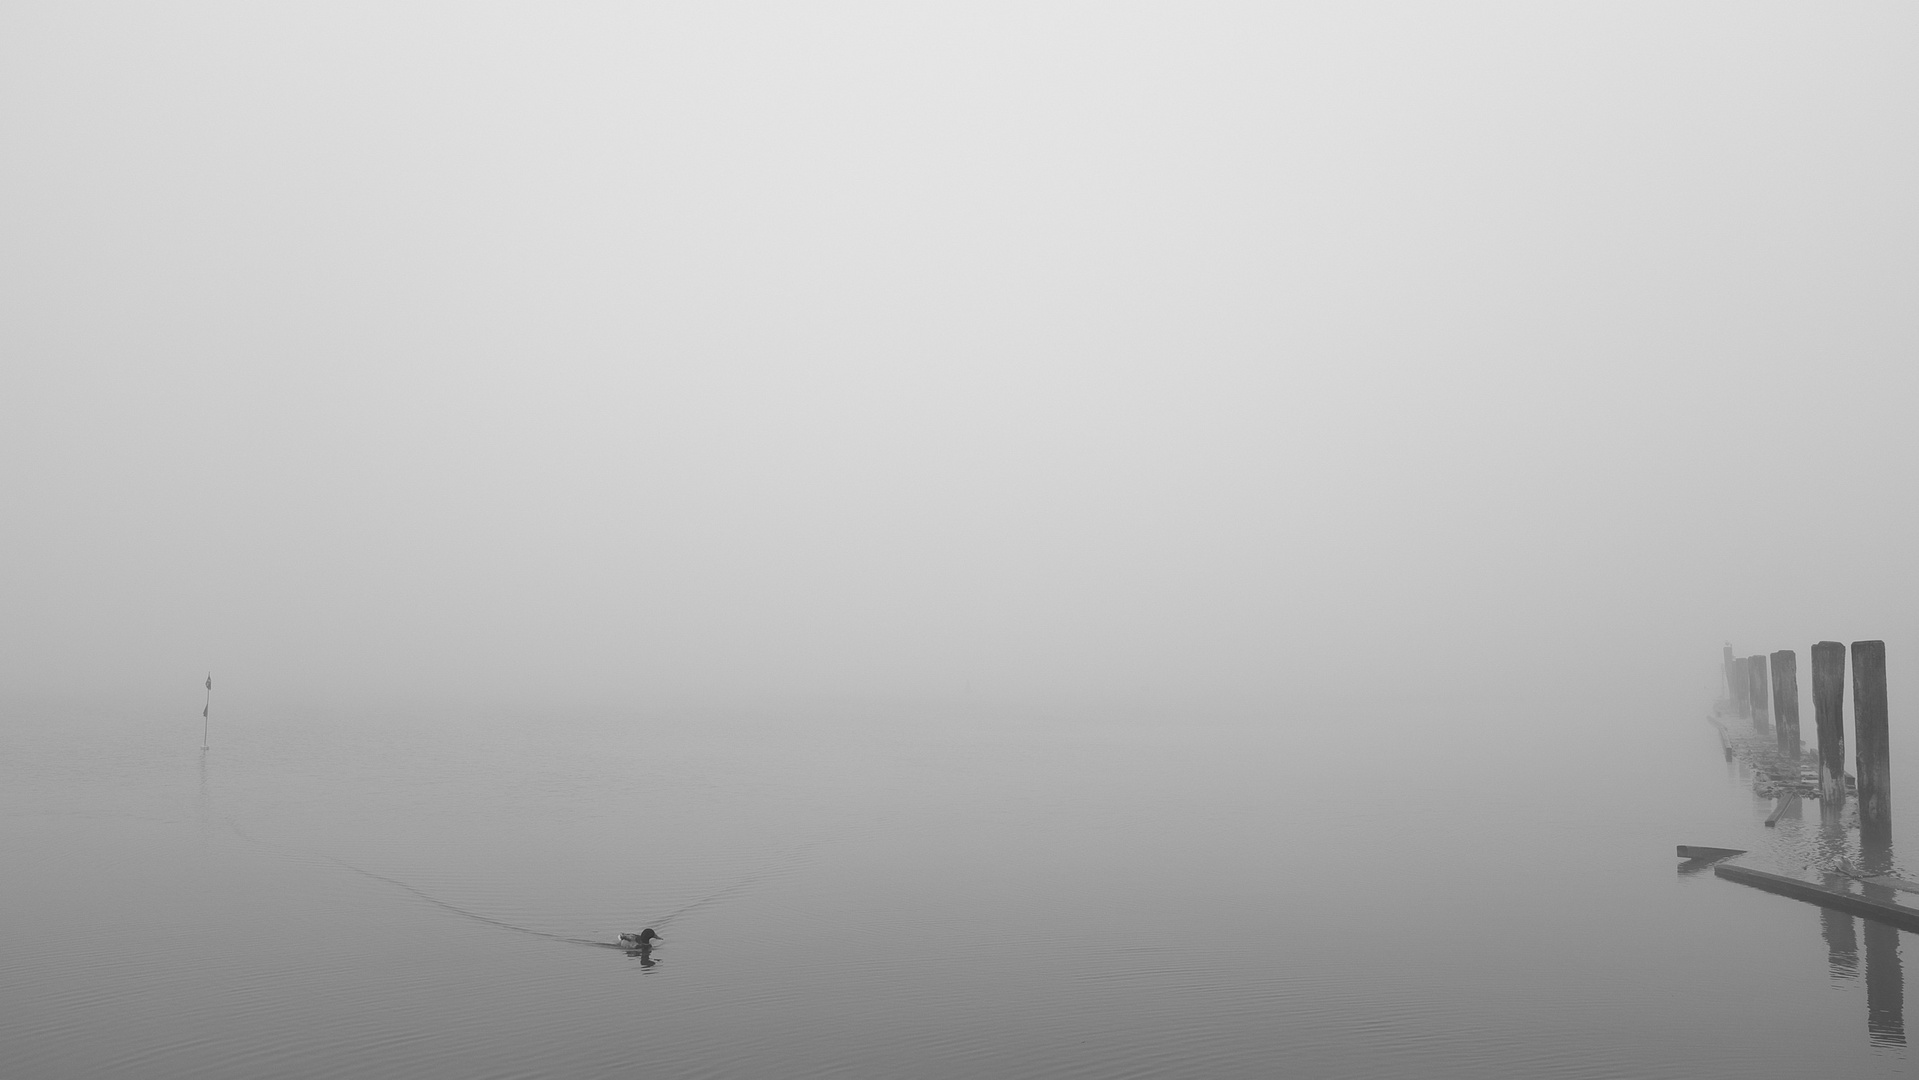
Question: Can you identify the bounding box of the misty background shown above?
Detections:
[4,3,1915,726]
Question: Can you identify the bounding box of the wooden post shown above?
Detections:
[1746,656,1771,734]
[1770,650,1800,759]
[1723,644,1744,715]
[1853,640,1891,839]
[1729,649,1751,718]
[1811,641,1847,806]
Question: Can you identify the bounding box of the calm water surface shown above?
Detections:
[2,701,1914,1078]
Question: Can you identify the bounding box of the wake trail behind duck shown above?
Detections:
[318,855,614,947]
[214,814,608,946]
[216,812,821,948]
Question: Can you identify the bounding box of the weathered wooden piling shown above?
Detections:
[1811,641,1847,805]
[1769,650,1800,759]
[1724,644,1748,717]
[1852,640,1891,838]
[1746,656,1771,734]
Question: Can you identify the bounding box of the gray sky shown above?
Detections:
[4,4,1915,719]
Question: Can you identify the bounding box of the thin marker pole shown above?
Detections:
[202,673,212,751]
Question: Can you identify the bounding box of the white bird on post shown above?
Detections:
[202,674,212,751]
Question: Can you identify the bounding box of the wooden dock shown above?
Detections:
[1715,863,1919,934]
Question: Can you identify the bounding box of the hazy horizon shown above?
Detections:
[5,4,1916,721]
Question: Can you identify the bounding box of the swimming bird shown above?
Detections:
[618,929,660,949]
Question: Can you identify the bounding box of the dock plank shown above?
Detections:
[1677,845,1746,861]
[1764,795,1798,827]
[1860,874,1919,896]
[1715,864,1919,933]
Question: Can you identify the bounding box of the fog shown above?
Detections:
[5,3,1916,723]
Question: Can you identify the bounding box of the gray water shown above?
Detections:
[3,702,1914,1078]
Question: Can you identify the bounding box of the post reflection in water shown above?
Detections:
[1820,883,1861,983]
[1801,801,1906,1045]
[1863,919,1905,1047]
[1817,802,1860,983]
[1858,834,1906,1047]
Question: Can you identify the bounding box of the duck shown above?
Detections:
[618,929,660,949]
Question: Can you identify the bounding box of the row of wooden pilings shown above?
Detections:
[1724,640,1891,837]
